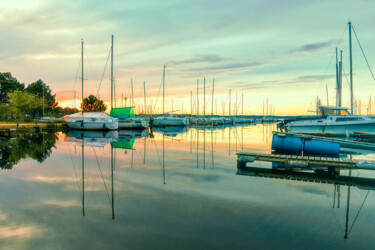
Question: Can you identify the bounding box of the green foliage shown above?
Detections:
[0,133,58,169]
[81,94,107,112]
[8,90,43,121]
[25,79,58,117]
[0,72,25,103]
[63,107,79,115]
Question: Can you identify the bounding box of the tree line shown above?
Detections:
[0,72,82,121]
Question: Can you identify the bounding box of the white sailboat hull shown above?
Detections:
[286,116,375,136]
[65,113,119,131]
[153,117,189,126]
[189,118,216,125]
[118,118,149,129]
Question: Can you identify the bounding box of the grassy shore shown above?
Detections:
[0,121,64,129]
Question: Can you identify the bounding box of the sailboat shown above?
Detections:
[286,22,375,136]
[64,39,119,130]
[152,65,189,127]
[110,46,149,129]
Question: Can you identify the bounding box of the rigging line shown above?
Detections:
[72,55,82,101]
[348,190,370,234]
[68,143,83,202]
[308,55,335,110]
[96,48,111,98]
[86,157,101,208]
[352,26,375,81]
[152,138,163,169]
[308,24,348,111]
[152,79,163,114]
[322,185,344,232]
[93,147,112,206]
[342,67,351,89]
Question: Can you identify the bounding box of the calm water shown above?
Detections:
[1,124,375,249]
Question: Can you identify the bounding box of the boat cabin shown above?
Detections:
[318,106,350,116]
[110,107,136,119]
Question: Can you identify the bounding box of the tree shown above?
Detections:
[8,90,43,120]
[0,72,25,103]
[25,79,58,117]
[81,95,107,112]
[63,107,79,115]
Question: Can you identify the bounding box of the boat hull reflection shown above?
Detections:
[65,130,119,147]
[152,126,189,137]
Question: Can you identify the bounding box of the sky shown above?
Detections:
[1,0,375,115]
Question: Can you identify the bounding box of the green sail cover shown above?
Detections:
[110,107,136,118]
[111,139,135,149]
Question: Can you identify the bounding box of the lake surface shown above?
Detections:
[1,123,375,249]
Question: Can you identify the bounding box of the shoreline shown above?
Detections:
[0,122,65,129]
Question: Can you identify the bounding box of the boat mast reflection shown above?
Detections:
[237,164,374,239]
[66,129,148,220]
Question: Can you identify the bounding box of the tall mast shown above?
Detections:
[236,92,238,116]
[336,47,339,106]
[203,77,206,117]
[339,50,343,107]
[143,81,146,114]
[162,65,166,114]
[229,89,231,116]
[190,90,192,115]
[242,93,244,116]
[131,78,134,107]
[211,79,214,116]
[326,84,329,106]
[81,40,84,113]
[82,141,85,216]
[349,21,354,115]
[111,146,115,220]
[111,35,114,111]
[263,100,264,116]
[197,80,199,117]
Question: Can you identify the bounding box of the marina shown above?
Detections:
[2,1,375,248]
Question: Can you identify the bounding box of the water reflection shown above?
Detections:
[0,132,58,169]
[3,123,375,249]
[152,126,188,137]
[237,164,374,240]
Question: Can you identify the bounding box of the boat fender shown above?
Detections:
[356,162,375,169]
[238,157,255,163]
[289,161,308,168]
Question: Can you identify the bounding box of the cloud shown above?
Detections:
[169,54,227,66]
[290,41,332,53]
[240,74,336,90]
[0,225,42,240]
[188,62,262,72]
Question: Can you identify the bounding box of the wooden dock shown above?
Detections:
[237,166,375,188]
[236,151,375,170]
[273,131,375,151]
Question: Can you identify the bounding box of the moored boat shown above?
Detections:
[153,115,189,127]
[64,112,119,130]
[110,107,149,129]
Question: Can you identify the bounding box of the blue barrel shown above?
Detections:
[271,134,303,153]
[304,139,340,156]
